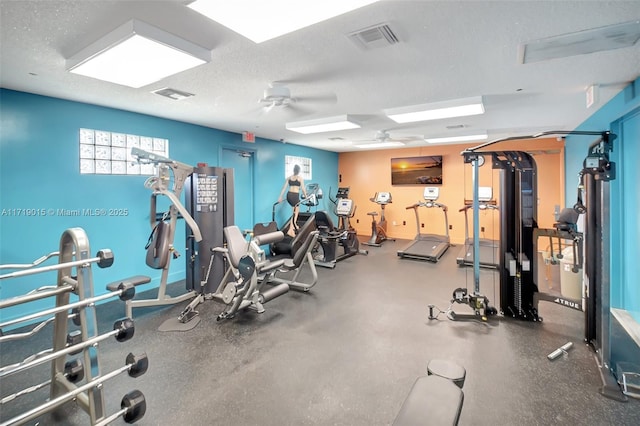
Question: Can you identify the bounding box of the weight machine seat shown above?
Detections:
[427,359,466,388]
[393,375,464,426]
[272,215,317,257]
[261,229,319,274]
[223,226,250,269]
[314,210,336,231]
[367,211,378,217]
[314,211,348,240]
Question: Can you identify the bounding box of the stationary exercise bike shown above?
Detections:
[363,192,395,247]
[314,188,368,267]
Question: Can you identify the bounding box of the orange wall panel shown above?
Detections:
[338,138,565,244]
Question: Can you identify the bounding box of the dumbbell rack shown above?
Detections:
[0,227,148,425]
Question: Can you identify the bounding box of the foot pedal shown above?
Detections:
[178,308,199,324]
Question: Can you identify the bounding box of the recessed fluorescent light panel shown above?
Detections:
[425,133,488,144]
[67,20,211,88]
[286,115,361,134]
[518,20,640,64]
[384,96,485,124]
[355,141,405,148]
[188,0,379,43]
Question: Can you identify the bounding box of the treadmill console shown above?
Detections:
[424,187,439,201]
[373,192,392,204]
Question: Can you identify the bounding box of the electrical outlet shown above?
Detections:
[421,223,424,228]
[449,225,453,230]
[481,226,485,232]
[356,219,359,223]
[403,221,406,226]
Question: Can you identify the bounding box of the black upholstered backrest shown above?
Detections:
[290,215,316,255]
[223,225,249,268]
[314,210,335,233]
[291,231,319,267]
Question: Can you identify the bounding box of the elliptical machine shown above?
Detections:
[314,188,368,267]
[363,192,395,247]
[333,188,367,257]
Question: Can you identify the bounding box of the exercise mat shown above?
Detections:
[158,315,200,332]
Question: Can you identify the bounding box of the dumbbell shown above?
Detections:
[97,249,114,268]
[126,352,149,378]
[121,390,147,423]
[114,318,135,342]
[64,359,84,383]
[87,389,147,426]
[67,330,83,354]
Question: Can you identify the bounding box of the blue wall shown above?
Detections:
[0,89,338,323]
[564,77,640,363]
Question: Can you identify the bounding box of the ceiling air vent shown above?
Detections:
[152,87,195,100]
[348,23,399,50]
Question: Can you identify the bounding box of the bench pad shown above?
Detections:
[393,375,464,426]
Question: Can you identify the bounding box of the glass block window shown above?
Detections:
[284,155,312,180]
[79,128,169,175]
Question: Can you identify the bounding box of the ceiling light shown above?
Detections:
[188,0,379,43]
[286,115,360,134]
[67,20,211,88]
[518,20,640,64]
[384,96,485,124]
[425,133,488,144]
[355,141,405,148]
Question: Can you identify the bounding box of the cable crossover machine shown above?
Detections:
[429,130,626,401]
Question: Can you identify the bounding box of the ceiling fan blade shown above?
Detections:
[272,69,345,85]
[286,103,314,117]
[390,136,424,143]
[294,93,338,105]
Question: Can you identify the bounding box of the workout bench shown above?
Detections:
[393,359,466,426]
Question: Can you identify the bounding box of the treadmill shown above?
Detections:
[397,187,450,262]
[456,186,499,268]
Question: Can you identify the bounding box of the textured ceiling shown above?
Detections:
[1,0,639,152]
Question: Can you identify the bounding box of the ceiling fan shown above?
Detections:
[354,130,424,146]
[257,82,337,115]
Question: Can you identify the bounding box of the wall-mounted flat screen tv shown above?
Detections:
[391,156,443,185]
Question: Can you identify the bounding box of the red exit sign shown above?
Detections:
[242,131,255,143]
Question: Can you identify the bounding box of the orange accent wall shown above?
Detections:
[338,138,565,244]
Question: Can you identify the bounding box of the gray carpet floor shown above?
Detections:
[2,238,639,425]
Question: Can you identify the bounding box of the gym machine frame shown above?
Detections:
[0,228,148,425]
[180,163,234,323]
[572,131,626,401]
[363,192,395,247]
[443,130,626,400]
[126,147,203,319]
[445,131,599,321]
